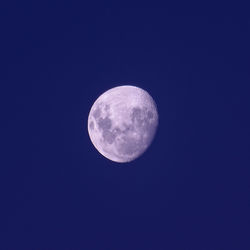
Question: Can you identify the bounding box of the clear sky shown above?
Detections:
[1,2,249,249]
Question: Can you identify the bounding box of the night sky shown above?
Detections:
[2,2,249,249]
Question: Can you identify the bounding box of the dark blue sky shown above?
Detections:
[1,2,249,249]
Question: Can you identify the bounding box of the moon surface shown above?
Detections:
[87,85,159,163]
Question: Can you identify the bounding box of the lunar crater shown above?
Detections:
[97,116,112,130]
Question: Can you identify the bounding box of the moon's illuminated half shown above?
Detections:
[87,85,158,163]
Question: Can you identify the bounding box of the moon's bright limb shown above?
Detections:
[87,85,159,163]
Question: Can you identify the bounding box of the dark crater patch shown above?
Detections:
[118,136,142,156]
[131,107,152,131]
[98,117,112,130]
[97,116,116,144]
[104,104,110,111]
[89,121,94,130]
[103,130,115,144]
[131,107,142,122]
[93,107,101,119]
[147,111,153,119]
[122,123,134,133]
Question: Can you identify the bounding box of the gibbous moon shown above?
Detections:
[87,85,159,163]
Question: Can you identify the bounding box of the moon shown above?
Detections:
[87,85,159,163]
